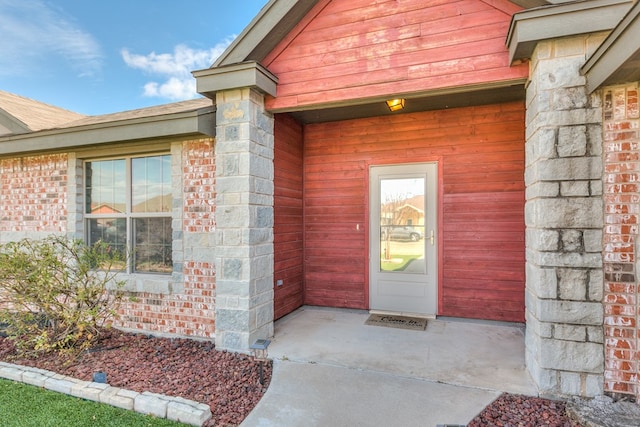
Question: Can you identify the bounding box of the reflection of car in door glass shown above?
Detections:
[381,225,424,241]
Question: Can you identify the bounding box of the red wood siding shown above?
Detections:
[264,0,528,112]
[274,114,305,319]
[303,101,525,322]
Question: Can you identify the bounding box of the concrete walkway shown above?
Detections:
[241,306,537,427]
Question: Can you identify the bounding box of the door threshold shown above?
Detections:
[369,309,435,320]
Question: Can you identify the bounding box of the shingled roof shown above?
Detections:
[0,90,86,135]
[64,97,212,128]
[0,93,215,156]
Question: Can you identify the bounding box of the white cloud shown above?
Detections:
[0,0,103,77]
[121,39,233,101]
[143,78,196,100]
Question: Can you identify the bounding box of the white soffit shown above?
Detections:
[0,107,215,156]
[193,61,278,99]
[507,0,633,64]
[582,1,640,92]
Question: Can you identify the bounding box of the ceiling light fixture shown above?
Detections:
[386,98,405,111]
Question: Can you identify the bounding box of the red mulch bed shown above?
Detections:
[0,329,584,426]
[0,329,271,426]
[469,393,582,427]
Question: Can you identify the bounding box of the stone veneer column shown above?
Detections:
[214,88,275,351]
[525,34,606,398]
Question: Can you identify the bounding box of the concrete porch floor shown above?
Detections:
[241,306,538,427]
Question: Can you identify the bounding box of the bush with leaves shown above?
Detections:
[0,235,126,357]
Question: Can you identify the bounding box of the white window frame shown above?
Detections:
[84,152,172,275]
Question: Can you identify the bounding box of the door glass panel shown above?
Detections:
[379,178,426,273]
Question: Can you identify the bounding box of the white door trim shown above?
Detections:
[369,162,438,316]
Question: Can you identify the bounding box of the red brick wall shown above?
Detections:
[602,84,640,400]
[183,139,216,234]
[0,141,216,339]
[114,139,216,338]
[0,154,68,233]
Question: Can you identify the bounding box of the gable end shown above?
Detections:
[0,108,31,135]
[215,0,320,67]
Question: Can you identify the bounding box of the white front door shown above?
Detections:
[369,163,438,316]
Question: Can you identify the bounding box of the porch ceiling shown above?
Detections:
[286,82,526,124]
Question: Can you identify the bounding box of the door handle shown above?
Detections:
[430,230,434,245]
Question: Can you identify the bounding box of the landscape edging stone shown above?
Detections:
[0,361,212,426]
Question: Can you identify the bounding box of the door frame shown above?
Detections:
[364,159,444,315]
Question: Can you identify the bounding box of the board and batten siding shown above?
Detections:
[302,101,526,322]
[273,114,305,319]
[263,0,527,112]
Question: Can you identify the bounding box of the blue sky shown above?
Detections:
[0,0,268,115]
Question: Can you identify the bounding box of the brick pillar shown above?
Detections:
[525,35,605,398]
[214,88,274,351]
[602,83,640,400]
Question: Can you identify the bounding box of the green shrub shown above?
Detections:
[0,235,126,357]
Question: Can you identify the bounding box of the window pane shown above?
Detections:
[87,218,127,269]
[379,178,426,274]
[85,155,173,275]
[85,160,126,214]
[134,217,172,273]
[132,155,171,213]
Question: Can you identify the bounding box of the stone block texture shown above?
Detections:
[602,82,640,401]
[214,88,275,352]
[525,35,605,399]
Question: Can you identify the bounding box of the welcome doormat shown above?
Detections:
[365,314,427,331]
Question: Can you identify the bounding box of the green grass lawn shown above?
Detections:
[380,254,421,272]
[0,379,189,427]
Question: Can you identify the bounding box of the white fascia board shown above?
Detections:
[214,0,318,67]
[193,61,279,98]
[507,0,633,63]
[0,108,214,156]
[582,1,640,92]
[0,108,31,134]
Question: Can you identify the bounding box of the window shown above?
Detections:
[85,154,172,274]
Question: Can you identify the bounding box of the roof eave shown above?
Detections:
[0,107,215,157]
[214,0,320,67]
[217,0,549,69]
[507,0,633,64]
[582,1,640,93]
[193,61,279,98]
[0,107,31,135]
